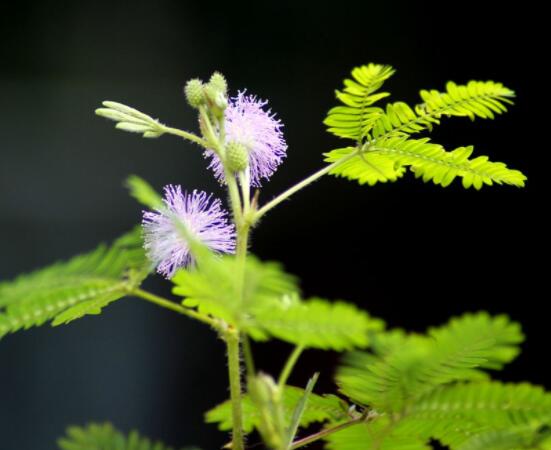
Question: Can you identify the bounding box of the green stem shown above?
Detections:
[290,417,364,449]
[225,329,245,450]
[161,125,210,147]
[239,170,251,216]
[226,172,243,226]
[253,148,360,222]
[241,333,256,377]
[278,345,304,389]
[131,288,220,330]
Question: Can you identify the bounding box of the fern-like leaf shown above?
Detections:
[455,425,551,450]
[324,147,406,186]
[330,137,526,189]
[0,229,149,338]
[371,101,441,138]
[205,385,348,433]
[171,253,299,330]
[336,313,523,413]
[251,297,385,350]
[325,418,431,450]
[374,137,526,188]
[57,423,187,450]
[371,81,514,139]
[324,64,394,140]
[418,81,514,121]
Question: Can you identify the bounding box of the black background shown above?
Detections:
[0,1,546,449]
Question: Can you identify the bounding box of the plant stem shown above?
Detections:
[161,125,210,147]
[239,170,251,216]
[241,333,256,377]
[278,345,304,389]
[254,148,360,222]
[131,288,220,330]
[226,173,243,227]
[290,417,364,449]
[225,328,245,450]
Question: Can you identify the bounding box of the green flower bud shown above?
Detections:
[226,141,249,173]
[184,78,205,109]
[204,85,228,114]
[208,71,228,96]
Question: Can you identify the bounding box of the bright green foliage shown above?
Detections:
[171,253,298,330]
[57,423,185,450]
[325,418,431,450]
[324,64,394,139]
[325,313,550,450]
[252,297,385,350]
[456,425,551,450]
[324,64,525,189]
[372,81,514,139]
[0,229,149,339]
[172,250,382,350]
[325,136,526,190]
[396,382,551,447]
[336,313,523,412]
[417,81,514,121]
[205,385,349,433]
[325,146,406,186]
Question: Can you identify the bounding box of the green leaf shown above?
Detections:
[205,385,349,433]
[0,228,149,338]
[127,174,164,209]
[406,382,551,431]
[371,81,514,139]
[57,422,186,450]
[324,147,406,186]
[285,373,319,449]
[96,101,166,138]
[372,101,440,138]
[329,137,526,188]
[171,253,299,329]
[336,313,524,413]
[418,81,514,121]
[324,64,395,139]
[325,418,431,450]
[251,297,385,350]
[455,425,551,450]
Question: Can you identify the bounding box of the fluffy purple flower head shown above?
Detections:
[142,185,236,278]
[205,91,287,187]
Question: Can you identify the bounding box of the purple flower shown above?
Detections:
[204,91,287,187]
[142,186,236,278]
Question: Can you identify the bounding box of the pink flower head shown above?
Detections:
[205,91,287,187]
[142,186,236,278]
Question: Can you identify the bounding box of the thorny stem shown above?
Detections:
[253,148,361,222]
[204,104,251,450]
[131,288,221,330]
[278,345,304,389]
[225,328,245,450]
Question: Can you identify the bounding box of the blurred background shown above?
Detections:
[0,1,545,449]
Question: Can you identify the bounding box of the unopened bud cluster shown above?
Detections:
[184,72,228,113]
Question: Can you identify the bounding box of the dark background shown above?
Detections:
[0,1,546,449]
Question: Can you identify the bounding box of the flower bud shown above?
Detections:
[184,79,205,109]
[208,72,228,96]
[226,141,249,173]
[204,85,228,114]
